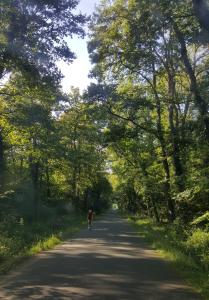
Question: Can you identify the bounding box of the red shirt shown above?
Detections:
[88,210,93,220]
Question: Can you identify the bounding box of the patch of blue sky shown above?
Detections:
[57,0,100,94]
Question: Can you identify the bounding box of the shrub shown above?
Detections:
[174,188,209,223]
[186,229,209,269]
[191,212,209,229]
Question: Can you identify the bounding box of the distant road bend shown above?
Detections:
[0,210,202,299]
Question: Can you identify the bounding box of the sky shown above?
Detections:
[57,0,100,94]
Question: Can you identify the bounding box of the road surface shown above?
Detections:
[0,210,202,299]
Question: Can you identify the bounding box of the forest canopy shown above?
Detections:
[0,0,209,223]
[0,0,209,265]
[0,0,209,295]
[87,0,209,224]
[0,0,111,224]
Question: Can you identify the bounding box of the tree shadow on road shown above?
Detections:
[0,211,202,299]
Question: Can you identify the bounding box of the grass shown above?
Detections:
[0,214,86,275]
[128,217,209,300]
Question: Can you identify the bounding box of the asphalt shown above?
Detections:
[0,210,202,299]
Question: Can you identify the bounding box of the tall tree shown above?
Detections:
[0,0,87,81]
[0,0,87,190]
[87,0,209,221]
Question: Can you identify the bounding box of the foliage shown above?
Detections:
[130,217,209,299]
[0,1,112,275]
[191,212,209,228]
[0,0,209,287]
[87,0,209,223]
[0,212,85,274]
[175,188,209,223]
[0,0,87,82]
[186,229,209,268]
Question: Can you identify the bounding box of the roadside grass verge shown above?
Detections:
[129,217,209,300]
[0,214,86,275]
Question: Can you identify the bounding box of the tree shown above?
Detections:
[193,0,209,33]
[55,88,111,211]
[0,0,87,81]
[0,0,87,192]
[87,0,209,222]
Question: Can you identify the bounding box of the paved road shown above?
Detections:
[0,211,202,299]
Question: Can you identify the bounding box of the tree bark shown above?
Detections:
[29,153,39,222]
[0,69,4,82]
[139,154,160,222]
[152,67,176,221]
[46,164,51,198]
[0,131,5,191]
[159,138,175,222]
[168,72,184,191]
[172,21,209,139]
[30,136,40,221]
[151,197,160,223]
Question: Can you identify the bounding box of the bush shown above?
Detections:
[191,212,209,229]
[174,188,209,223]
[186,229,209,269]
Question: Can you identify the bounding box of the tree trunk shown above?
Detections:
[172,21,209,139]
[46,164,51,198]
[159,140,175,222]
[168,72,184,191]
[139,159,160,222]
[0,131,5,191]
[32,163,39,222]
[157,112,175,222]
[0,67,5,81]
[20,157,23,172]
[72,165,79,209]
[29,156,39,222]
[152,67,176,221]
[151,197,160,223]
[84,188,89,209]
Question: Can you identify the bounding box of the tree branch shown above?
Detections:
[107,104,158,137]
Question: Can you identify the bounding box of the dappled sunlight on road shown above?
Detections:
[0,211,201,300]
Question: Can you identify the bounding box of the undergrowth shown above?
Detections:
[129,217,209,300]
[0,214,85,275]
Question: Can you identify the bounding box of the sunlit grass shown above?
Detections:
[0,214,86,275]
[28,235,61,255]
[129,217,209,300]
